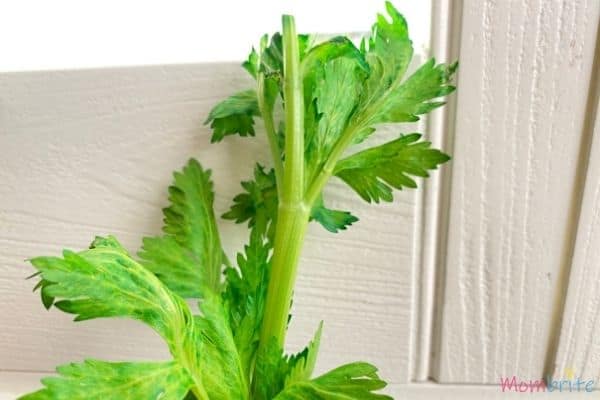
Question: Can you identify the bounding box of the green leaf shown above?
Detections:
[305,57,367,179]
[223,227,271,379]
[243,47,259,78]
[273,362,393,400]
[30,236,191,344]
[253,339,291,400]
[252,323,324,399]
[302,36,369,76]
[378,58,457,124]
[205,89,260,142]
[285,322,323,387]
[346,2,456,144]
[222,164,278,241]
[139,159,225,298]
[32,277,54,309]
[335,133,450,203]
[138,236,203,299]
[259,33,283,78]
[301,37,367,175]
[356,1,413,119]
[194,293,249,400]
[18,360,193,400]
[310,196,358,233]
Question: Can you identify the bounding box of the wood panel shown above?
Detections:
[434,0,600,383]
[0,63,426,384]
[553,83,600,387]
[410,0,463,382]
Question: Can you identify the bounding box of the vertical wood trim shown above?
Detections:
[552,23,600,386]
[410,0,464,382]
[435,0,600,383]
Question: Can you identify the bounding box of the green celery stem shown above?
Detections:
[260,206,309,346]
[259,14,308,351]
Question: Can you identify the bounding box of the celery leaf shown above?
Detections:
[222,164,278,241]
[335,133,450,203]
[349,2,456,143]
[18,360,192,400]
[284,322,323,387]
[305,57,366,179]
[310,196,358,233]
[374,58,457,125]
[205,89,260,142]
[194,293,250,399]
[253,323,323,399]
[30,236,191,343]
[273,362,392,400]
[139,159,225,297]
[253,339,291,400]
[223,228,271,379]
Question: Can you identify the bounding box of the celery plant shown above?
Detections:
[21,3,456,399]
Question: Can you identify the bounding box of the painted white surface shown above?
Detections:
[434,0,600,384]
[410,0,463,383]
[0,0,431,72]
[554,96,600,387]
[2,0,600,397]
[0,62,426,386]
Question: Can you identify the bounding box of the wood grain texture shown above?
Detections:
[553,96,600,387]
[0,63,427,384]
[434,0,600,383]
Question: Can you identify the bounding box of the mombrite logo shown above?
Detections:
[499,368,595,393]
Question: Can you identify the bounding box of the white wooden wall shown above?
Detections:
[434,0,600,386]
[553,70,600,386]
[0,64,423,392]
[1,0,599,398]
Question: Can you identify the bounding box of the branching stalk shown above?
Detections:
[304,123,361,206]
[304,71,407,205]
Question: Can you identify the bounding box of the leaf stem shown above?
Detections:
[257,73,284,198]
[304,123,361,206]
